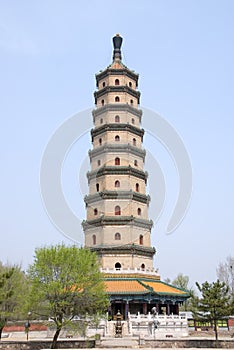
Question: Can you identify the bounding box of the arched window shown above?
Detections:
[102,82,106,88]
[96,183,99,192]
[115,232,121,240]
[137,208,141,216]
[99,138,102,146]
[101,99,104,106]
[115,180,120,188]
[94,208,98,216]
[115,135,120,142]
[115,79,120,86]
[115,115,120,123]
[141,263,145,271]
[92,235,96,245]
[134,160,138,166]
[97,159,101,166]
[135,183,139,192]
[139,235,143,245]
[129,81,132,88]
[115,262,121,270]
[132,118,135,124]
[100,118,103,124]
[130,99,133,105]
[115,96,120,102]
[133,138,136,146]
[115,205,121,215]
[115,157,120,165]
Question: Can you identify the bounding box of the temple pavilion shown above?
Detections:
[82,34,189,320]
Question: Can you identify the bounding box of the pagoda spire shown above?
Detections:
[112,33,123,61]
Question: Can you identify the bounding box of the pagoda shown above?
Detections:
[83,34,189,320]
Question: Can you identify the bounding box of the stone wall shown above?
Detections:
[0,339,95,349]
[142,338,234,348]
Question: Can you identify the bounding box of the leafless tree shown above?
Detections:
[216,256,234,295]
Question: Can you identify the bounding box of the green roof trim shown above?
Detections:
[92,104,142,119]
[87,166,148,182]
[84,191,150,205]
[82,216,153,230]
[91,123,144,139]
[90,244,156,258]
[95,68,139,85]
[89,144,146,159]
[94,86,140,103]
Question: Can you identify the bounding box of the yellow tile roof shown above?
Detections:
[142,281,187,295]
[103,276,188,296]
[105,279,148,294]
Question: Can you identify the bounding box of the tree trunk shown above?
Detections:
[214,319,218,342]
[51,327,61,349]
[0,319,7,341]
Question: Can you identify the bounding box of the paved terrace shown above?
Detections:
[1,330,234,349]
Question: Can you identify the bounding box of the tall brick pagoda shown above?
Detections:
[83,35,189,320]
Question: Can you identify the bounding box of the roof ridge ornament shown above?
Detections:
[113,33,123,61]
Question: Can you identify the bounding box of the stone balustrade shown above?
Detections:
[128,312,189,338]
[100,267,159,276]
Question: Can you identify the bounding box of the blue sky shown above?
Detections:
[0,0,233,289]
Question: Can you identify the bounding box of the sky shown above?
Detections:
[0,0,234,289]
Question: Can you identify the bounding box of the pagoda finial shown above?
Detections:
[112,34,123,61]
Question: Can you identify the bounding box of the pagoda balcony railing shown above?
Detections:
[128,312,188,322]
[100,267,159,277]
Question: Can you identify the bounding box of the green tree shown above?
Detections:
[0,263,28,340]
[193,280,230,341]
[172,273,189,290]
[164,277,171,284]
[28,244,108,349]
[172,273,194,311]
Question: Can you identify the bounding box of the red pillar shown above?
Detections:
[125,302,129,320]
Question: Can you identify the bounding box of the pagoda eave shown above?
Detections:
[96,68,139,85]
[91,123,144,140]
[92,104,142,120]
[84,191,150,205]
[89,144,146,160]
[87,166,148,182]
[82,216,153,230]
[94,86,140,101]
[90,244,156,258]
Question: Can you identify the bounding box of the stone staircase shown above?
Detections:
[97,336,140,348]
